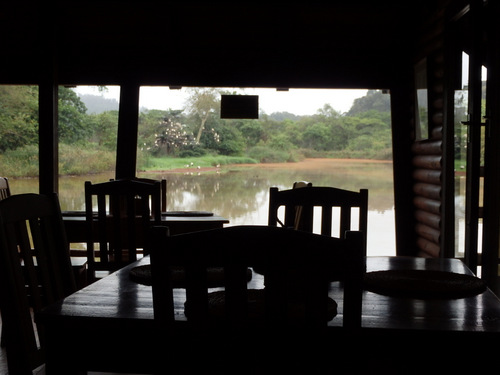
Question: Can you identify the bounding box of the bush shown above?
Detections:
[178,144,206,158]
[59,143,115,175]
[246,146,299,163]
[0,143,116,177]
[0,145,39,177]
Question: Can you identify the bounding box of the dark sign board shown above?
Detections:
[220,95,259,119]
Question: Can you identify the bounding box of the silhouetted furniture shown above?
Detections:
[0,177,11,348]
[268,186,368,254]
[149,225,364,373]
[0,177,10,200]
[113,177,167,213]
[292,180,312,189]
[0,178,87,289]
[136,177,167,212]
[84,179,162,282]
[63,212,230,243]
[291,180,312,229]
[0,193,76,375]
[37,254,500,374]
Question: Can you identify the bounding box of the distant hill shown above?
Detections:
[78,94,119,114]
[346,90,391,116]
[268,111,302,121]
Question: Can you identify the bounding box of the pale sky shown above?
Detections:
[75,86,367,116]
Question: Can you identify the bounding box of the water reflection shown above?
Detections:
[141,161,396,256]
[9,160,396,256]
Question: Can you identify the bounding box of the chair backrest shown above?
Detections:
[292,180,312,189]
[136,177,167,212]
[0,176,11,200]
[268,186,368,255]
[113,177,167,213]
[0,193,76,374]
[85,179,162,280]
[150,225,364,332]
[291,181,312,230]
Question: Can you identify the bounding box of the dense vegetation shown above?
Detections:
[0,86,392,177]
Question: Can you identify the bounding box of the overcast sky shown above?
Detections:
[75,86,367,116]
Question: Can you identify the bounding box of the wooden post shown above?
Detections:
[38,4,58,195]
[464,1,484,273]
[116,83,140,179]
[38,81,58,195]
[391,82,418,256]
[481,1,500,292]
[440,23,461,259]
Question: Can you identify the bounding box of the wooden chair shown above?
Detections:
[85,179,162,282]
[291,180,312,229]
[135,177,167,212]
[0,193,76,374]
[0,177,11,200]
[292,180,312,189]
[113,177,167,213]
[0,177,88,289]
[149,225,364,374]
[268,186,369,255]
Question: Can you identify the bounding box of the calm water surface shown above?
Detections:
[8,159,396,256]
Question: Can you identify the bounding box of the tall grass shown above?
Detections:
[0,145,259,177]
[1,142,389,178]
[0,144,116,177]
[58,144,115,175]
[0,145,39,177]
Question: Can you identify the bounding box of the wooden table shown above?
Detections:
[62,211,230,243]
[36,256,500,374]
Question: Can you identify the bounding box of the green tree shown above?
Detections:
[302,122,331,150]
[232,119,263,148]
[214,126,245,155]
[138,109,170,152]
[295,105,347,151]
[141,109,199,156]
[185,88,220,144]
[86,110,119,149]
[344,110,392,155]
[58,87,89,143]
[155,111,194,156]
[316,103,342,118]
[268,133,295,151]
[0,86,38,152]
[347,90,391,116]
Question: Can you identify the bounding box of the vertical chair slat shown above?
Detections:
[85,179,162,281]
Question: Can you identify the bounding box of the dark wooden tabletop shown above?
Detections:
[37,256,500,374]
[358,256,500,332]
[62,211,230,242]
[38,255,500,330]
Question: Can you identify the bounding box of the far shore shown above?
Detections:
[144,157,393,174]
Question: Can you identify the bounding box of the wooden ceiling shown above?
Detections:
[0,1,444,88]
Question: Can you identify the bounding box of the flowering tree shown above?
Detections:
[154,114,195,155]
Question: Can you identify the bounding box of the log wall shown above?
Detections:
[411,7,447,257]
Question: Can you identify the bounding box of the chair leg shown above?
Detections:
[0,328,5,347]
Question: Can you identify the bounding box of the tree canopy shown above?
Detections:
[136,89,393,162]
[0,86,394,176]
